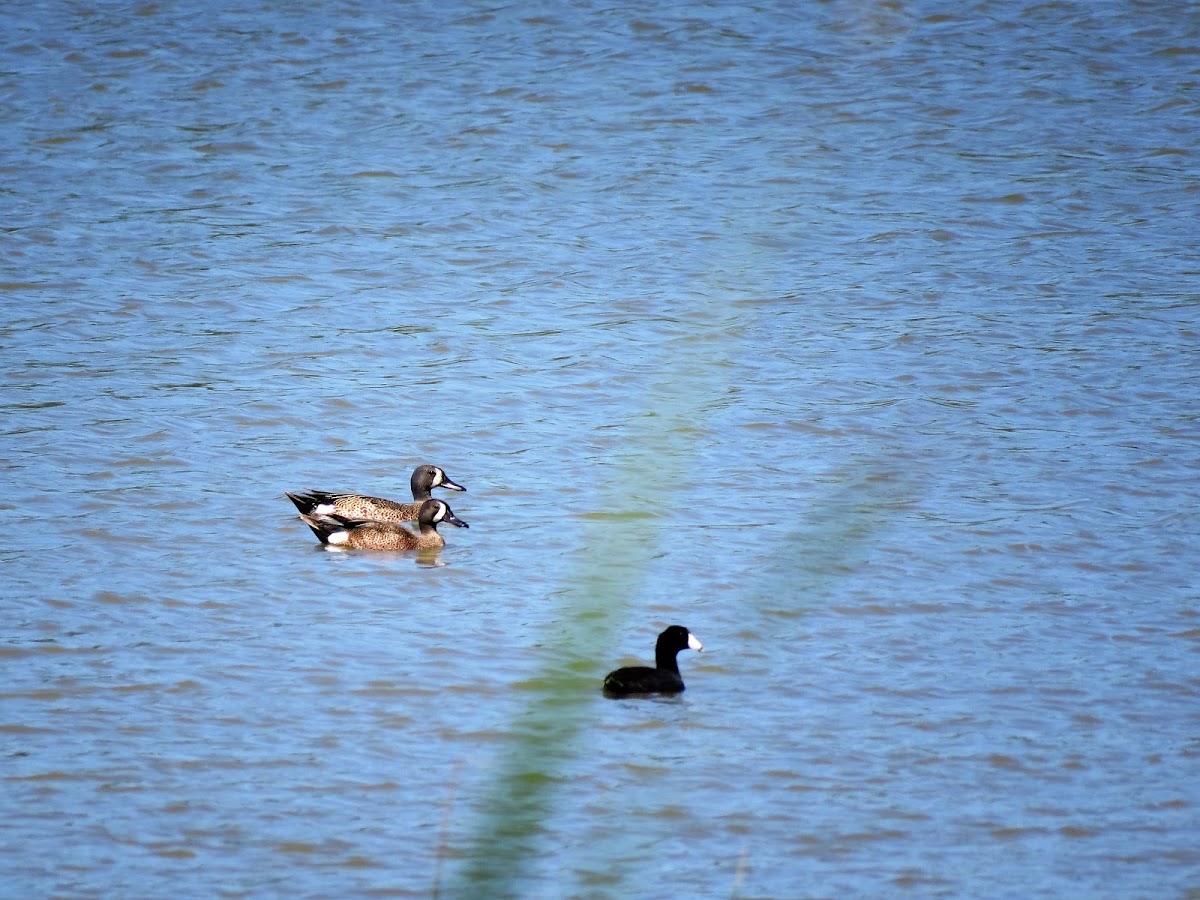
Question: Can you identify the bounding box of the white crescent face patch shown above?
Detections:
[432,467,446,486]
[688,633,703,652]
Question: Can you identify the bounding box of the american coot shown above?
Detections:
[285,464,465,523]
[603,625,703,697]
[298,498,468,550]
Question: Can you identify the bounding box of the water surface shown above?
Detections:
[2,2,1198,897]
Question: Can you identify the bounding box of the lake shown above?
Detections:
[2,1,1198,897]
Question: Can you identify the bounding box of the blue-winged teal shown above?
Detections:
[298,498,469,551]
[602,625,703,697]
[285,464,465,523]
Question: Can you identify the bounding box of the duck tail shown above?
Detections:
[298,512,341,545]
[285,490,320,514]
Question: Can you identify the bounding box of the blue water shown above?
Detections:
[3,2,1199,897]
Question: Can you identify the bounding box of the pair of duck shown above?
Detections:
[285,465,702,697]
[286,464,470,551]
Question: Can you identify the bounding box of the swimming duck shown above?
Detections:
[602,625,703,697]
[298,498,469,551]
[285,464,465,523]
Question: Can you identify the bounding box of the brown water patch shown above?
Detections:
[0,723,57,734]
[840,829,909,843]
[1059,825,1098,838]
[0,644,97,658]
[151,846,195,859]
[991,826,1050,840]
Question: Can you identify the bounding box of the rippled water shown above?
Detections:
[3,2,1199,897]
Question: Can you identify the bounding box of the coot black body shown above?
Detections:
[603,625,703,697]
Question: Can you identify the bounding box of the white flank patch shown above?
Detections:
[688,633,703,652]
[314,502,336,515]
[327,531,350,546]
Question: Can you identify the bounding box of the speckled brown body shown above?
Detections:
[304,493,424,523]
[297,498,469,551]
[300,515,443,550]
[285,464,465,524]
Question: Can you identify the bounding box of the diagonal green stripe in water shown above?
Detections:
[447,331,731,896]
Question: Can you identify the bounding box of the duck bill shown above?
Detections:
[440,478,466,492]
[445,512,469,529]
